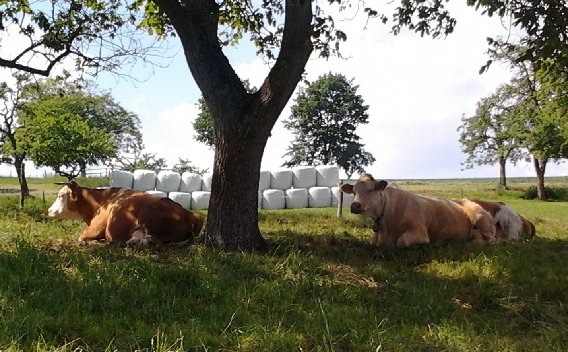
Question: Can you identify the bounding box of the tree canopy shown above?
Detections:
[458,83,528,188]
[283,72,374,178]
[12,75,143,179]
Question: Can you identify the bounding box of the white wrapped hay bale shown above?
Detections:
[292,166,317,189]
[270,168,293,190]
[285,188,309,209]
[262,189,286,210]
[201,173,213,192]
[308,187,332,208]
[168,192,192,209]
[258,170,271,192]
[331,186,354,207]
[191,191,211,210]
[316,165,340,187]
[109,170,134,188]
[156,170,181,193]
[180,172,203,192]
[133,169,157,191]
[145,190,167,198]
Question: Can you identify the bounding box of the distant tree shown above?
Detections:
[499,51,568,200]
[172,158,209,175]
[18,75,143,176]
[0,74,30,207]
[283,73,374,177]
[462,53,568,200]
[19,112,117,180]
[114,144,168,172]
[10,74,142,180]
[193,80,257,148]
[458,83,528,189]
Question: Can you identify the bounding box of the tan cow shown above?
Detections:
[466,199,536,241]
[48,181,205,247]
[341,174,495,247]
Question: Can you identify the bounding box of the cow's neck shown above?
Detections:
[75,187,115,224]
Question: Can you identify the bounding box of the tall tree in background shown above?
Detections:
[458,83,528,189]
[283,73,374,178]
[19,113,117,180]
[461,55,568,200]
[13,75,143,179]
[1,0,566,249]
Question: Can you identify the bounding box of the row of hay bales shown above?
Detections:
[109,165,354,210]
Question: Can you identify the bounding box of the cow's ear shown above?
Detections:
[341,184,354,194]
[68,181,79,200]
[375,180,388,191]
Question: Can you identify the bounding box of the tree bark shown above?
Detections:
[533,157,547,200]
[155,0,313,250]
[14,156,30,200]
[206,130,267,250]
[498,156,508,189]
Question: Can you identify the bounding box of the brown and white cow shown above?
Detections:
[47,181,205,247]
[464,199,535,241]
[341,174,495,247]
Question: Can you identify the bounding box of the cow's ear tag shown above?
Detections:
[376,180,388,191]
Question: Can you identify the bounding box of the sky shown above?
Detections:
[0,2,565,180]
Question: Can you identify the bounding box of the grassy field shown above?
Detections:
[0,176,567,351]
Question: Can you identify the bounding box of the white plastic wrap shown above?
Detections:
[258,170,271,192]
[156,170,181,193]
[331,186,354,207]
[292,166,317,189]
[201,173,213,192]
[168,192,192,209]
[133,169,157,191]
[308,187,332,208]
[285,188,309,209]
[270,168,293,190]
[145,190,167,198]
[316,165,340,187]
[180,172,203,192]
[262,189,286,210]
[191,191,211,210]
[109,170,134,189]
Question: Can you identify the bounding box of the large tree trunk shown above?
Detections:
[206,129,267,250]
[533,157,547,200]
[155,0,313,250]
[498,156,508,189]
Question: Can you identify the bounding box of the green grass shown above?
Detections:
[0,177,567,351]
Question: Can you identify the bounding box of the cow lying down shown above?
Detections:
[455,199,536,241]
[341,174,496,247]
[47,181,205,247]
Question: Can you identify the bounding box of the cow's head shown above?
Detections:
[340,173,388,218]
[47,181,83,220]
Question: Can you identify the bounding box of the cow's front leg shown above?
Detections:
[78,216,106,244]
[396,230,430,247]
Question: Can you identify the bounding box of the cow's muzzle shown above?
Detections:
[350,202,364,214]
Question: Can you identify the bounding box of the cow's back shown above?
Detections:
[384,189,472,243]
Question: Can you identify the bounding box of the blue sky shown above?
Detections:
[0,2,565,180]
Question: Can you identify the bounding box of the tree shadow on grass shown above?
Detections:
[1,234,567,351]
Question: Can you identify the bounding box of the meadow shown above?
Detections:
[0,176,567,351]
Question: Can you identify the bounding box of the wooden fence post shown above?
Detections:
[337,181,343,218]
